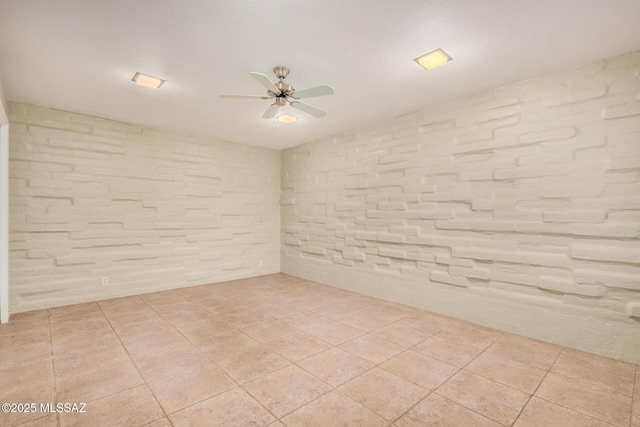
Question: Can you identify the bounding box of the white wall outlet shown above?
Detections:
[101,277,109,287]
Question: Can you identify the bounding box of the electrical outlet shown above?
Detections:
[101,277,109,287]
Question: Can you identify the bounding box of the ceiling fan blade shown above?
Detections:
[250,72,280,94]
[262,103,280,119]
[291,85,334,99]
[220,94,272,99]
[291,101,326,117]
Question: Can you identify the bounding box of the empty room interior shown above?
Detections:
[1,1,640,426]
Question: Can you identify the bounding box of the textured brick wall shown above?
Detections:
[9,103,280,312]
[281,51,640,362]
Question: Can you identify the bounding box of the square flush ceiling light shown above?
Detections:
[277,114,297,124]
[414,48,453,71]
[131,72,165,89]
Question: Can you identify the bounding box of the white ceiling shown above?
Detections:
[1,1,639,150]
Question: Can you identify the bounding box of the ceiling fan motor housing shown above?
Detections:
[273,66,290,79]
[220,66,333,118]
[269,66,294,98]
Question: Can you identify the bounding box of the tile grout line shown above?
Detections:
[273,311,489,424]
[47,309,62,427]
[134,293,284,424]
[509,347,565,426]
[283,313,479,425]
[17,276,637,426]
[48,307,146,425]
[95,300,174,427]
[388,332,504,426]
[226,304,413,423]
[632,365,638,427]
[531,347,635,427]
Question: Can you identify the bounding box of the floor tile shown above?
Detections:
[0,358,54,395]
[3,273,638,427]
[241,320,299,343]
[59,385,163,427]
[15,414,58,427]
[381,350,459,390]
[338,367,428,421]
[280,310,332,331]
[536,372,632,427]
[244,365,332,417]
[217,307,273,329]
[192,297,246,316]
[0,334,52,370]
[311,301,364,320]
[170,387,275,427]
[436,370,529,425]
[252,300,301,319]
[340,334,404,364]
[155,300,212,319]
[148,364,236,414]
[163,309,228,331]
[4,309,49,323]
[140,290,189,308]
[372,322,433,348]
[398,312,458,335]
[0,324,50,345]
[105,309,160,330]
[180,284,227,301]
[216,344,290,384]
[0,392,56,426]
[49,302,102,322]
[133,344,218,382]
[111,317,173,341]
[176,318,235,347]
[198,329,259,361]
[634,367,640,425]
[438,322,501,350]
[51,325,121,356]
[142,417,174,427]
[56,359,144,403]
[414,335,483,367]
[486,334,561,370]
[281,391,387,427]
[467,351,547,393]
[339,312,392,332]
[122,330,191,358]
[306,321,365,345]
[396,393,500,427]
[552,348,636,396]
[298,347,373,387]
[54,344,130,377]
[268,331,331,361]
[514,396,615,427]
[0,359,55,426]
[366,301,415,323]
[98,295,149,317]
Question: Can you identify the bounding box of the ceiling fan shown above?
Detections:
[220,66,334,119]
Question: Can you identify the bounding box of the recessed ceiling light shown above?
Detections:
[277,114,297,124]
[131,72,165,89]
[414,48,453,71]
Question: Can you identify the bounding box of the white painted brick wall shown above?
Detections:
[281,51,640,363]
[8,103,280,312]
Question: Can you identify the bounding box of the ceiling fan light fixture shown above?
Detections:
[414,48,452,71]
[131,72,165,89]
[277,114,297,124]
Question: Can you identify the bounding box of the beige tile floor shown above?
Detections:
[0,273,638,427]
